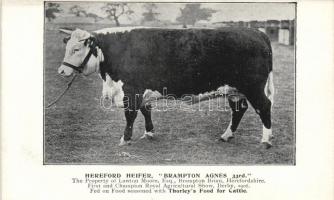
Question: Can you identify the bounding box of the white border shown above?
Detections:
[1,0,334,200]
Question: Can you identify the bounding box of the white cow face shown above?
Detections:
[58,29,102,76]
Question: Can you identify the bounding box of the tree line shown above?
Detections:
[45,3,216,28]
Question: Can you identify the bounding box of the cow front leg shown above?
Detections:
[221,97,248,141]
[119,93,141,146]
[119,109,138,146]
[140,104,154,139]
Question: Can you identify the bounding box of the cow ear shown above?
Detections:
[63,36,70,44]
[89,37,98,57]
[89,37,97,44]
[82,36,96,46]
[89,37,97,46]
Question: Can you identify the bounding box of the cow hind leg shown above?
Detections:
[259,98,273,149]
[221,97,248,141]
[140,104,155,139]
[247,91,273,149]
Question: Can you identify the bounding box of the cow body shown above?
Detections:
[58,27,274,148]
[97,28,271,98]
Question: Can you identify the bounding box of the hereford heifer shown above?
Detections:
[57,27,275,148]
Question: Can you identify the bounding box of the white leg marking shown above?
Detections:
[102,81,112,99]
[261,125,273,146]
[119,136,131,146]
[140,130,154,139]
[221,118,234,141]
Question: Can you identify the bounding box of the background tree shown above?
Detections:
[69,5,87,17]
[142,3,160,23]
[101,3,134,26]
[176,4,216,28]
[86,13,103,23]
[45,3,62,22]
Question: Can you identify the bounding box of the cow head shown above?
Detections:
[58,28,104,76]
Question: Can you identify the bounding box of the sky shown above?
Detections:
[53,2,296,24]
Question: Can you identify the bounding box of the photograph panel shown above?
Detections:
[44,2,296,165]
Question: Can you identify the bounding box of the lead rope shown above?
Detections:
[45,73,78,108]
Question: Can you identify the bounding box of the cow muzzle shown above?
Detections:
[58,64,74,76]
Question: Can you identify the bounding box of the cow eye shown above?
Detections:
[73,48,80,52]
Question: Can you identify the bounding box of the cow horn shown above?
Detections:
[59,28,73,35]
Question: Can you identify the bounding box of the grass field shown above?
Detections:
[44,23,295,165]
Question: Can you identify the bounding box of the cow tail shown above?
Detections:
[265,70,274,106]
[263,35,274,105]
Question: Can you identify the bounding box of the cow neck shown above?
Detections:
[94,31,132,82]
[91,33,105,80]
[94,33,117,82]
[98,60,112,82]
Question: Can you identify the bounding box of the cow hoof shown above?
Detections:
[220,131,234,142]
[140,131,154,140]
[219,136,234,142]
[221,127,234,142]
[262,141,272,149]
[261,134,273,149]
[119,136,131,146]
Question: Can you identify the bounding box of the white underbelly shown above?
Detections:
[101,74,246,107]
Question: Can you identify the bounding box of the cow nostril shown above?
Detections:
[58,69,65,75]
